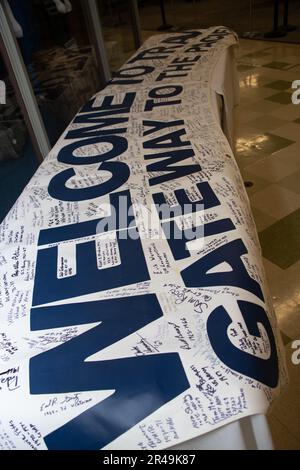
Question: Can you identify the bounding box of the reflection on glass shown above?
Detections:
[0,58,39,222]
[97,0,136,71]
[7,0,101,145]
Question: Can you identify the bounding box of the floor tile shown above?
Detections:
[263,259,300,340]
[234,108,262,125]
[235,152,265,168]
[262,257,285,288]
[243,49,273,59]
[264,80,292,90]
[240,168,270,195]
[236,132,293,161]
[247,115,288,132]
[279,169,300,194]
[235,130,270,159]
[255,132,294,153]
[255,66,294,81]
[275,295,300,340]
[263,61,293,70]
[272,122,300,141]
[243,99,282,114]
[280,330,293,346]
[239,74,273,89]
[267,102,300,120]
[250,205,277,232]
[245,148,300,183]
[234,124,262,139]
[241,56,276,67]
[250,184,300,219]
[265,92,293,105]
[283,56,300,66]
[237,64,255,72]
[259,208,300,268]
[287,64,300,74]
[240,86,279,100]
[272,140,300,158]
[277,70,300,82]
[267,415,300,450]
[269,342,300,443]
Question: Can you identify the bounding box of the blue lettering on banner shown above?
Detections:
[143,119,185,137]
[155,54,201,81]
[38,190,134,246]
[161,31,202,45]
[181,238,264,301]
[184,28,229,53]
[172,56,201,64]
[31,293,161,332]
[48,161,130,202]
[65,116,129,139]
[29,294,189,449]
[143,128,190,149]
[207,300,279,387]
[143,119,200,186]
[48,94,136,202]
[156,71,189,81]
[153,181,221,219]
[65,92,137,139]
[146,149,200,186]
[110,66,155,85]
[32,226,149,306]
[148,85,183,99]
[144,85,183,111]
[79,92,136,115]
[127,46,180,64]
[164,218,235,260]
[56,136,128,165]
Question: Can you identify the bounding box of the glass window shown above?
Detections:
[0,57,40,222]
[98,0,137,72]
[7,0,102,145]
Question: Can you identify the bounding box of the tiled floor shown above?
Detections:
[236,39,300,450]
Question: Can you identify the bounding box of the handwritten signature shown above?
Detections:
[167,286,211,313]
[0,367,20,391]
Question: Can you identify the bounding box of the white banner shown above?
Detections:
[0,27,287,450]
